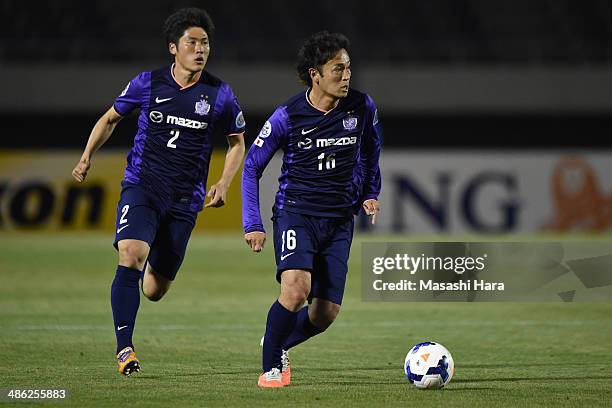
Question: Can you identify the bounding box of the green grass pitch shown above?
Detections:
[0,234,611,407]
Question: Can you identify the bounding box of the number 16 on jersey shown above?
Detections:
[281,229,296,251]
[317,152,336,170]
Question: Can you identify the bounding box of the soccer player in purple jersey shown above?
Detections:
[71,8,245,376]
[241,31,382,387]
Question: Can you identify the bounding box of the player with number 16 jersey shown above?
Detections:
[241,31,382,387]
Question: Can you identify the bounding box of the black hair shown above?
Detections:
[163,8,215,47]
[296,31,350,87]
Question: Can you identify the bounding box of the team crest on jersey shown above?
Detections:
[194,98,211,116]
[343,115,358,130]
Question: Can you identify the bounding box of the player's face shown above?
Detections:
[170,26,210,73]
[312,49,351,98]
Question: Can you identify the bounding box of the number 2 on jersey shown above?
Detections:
[120,205,129,224]
[167,129,179,149]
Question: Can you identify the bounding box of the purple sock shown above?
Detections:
[262,301,298,372]
[111,265,141,354]
[282,306,325,350]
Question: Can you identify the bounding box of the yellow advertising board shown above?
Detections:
[0,150,243,232]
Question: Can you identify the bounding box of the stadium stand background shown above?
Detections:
[2,0,612,148]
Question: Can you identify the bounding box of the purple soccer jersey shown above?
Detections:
[114,65,245,212]
[242,89,382,233]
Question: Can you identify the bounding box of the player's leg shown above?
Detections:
[278,269,311,311]
[111,184,159,376]
[141,263,172,301]
[308,297,341,328]
[265,269,311,364]
[260,269,310,387]
[114,239,150,375]
[282,215,354,351]
[259,210,317,387]
[282,297,338,351]
[143,203,197,301]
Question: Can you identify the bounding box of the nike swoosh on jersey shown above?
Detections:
[280,252,295,261]
[116,225,129,234]
[117,325,128,331]
[301,127,317,135]
[155,97,173,103]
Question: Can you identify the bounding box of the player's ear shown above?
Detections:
[169,42,177,56]
[309,68,319,85]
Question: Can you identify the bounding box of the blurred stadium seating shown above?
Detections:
[2,0,611,64]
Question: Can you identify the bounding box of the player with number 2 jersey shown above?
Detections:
[71,8,245,376]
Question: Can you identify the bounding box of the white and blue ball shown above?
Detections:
[404,341,454,389]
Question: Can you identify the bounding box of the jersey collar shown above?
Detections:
[305,89,340,115]
[170,63,202,90]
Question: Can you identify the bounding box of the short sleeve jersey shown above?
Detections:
[114,65,245,212]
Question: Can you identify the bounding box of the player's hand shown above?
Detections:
[72,159,91,183]
[363,199,380,225]
[245,231,266,252]
[205,181,228,208]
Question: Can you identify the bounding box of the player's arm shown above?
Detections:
[361,95,383,225]
[242,108,288,252]
[72,106,123,183]
[72,72,147,183]
[205,132,246,208]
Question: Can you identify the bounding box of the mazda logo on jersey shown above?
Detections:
[316,136,357,147]
[149,110,163,123]
[298,138,312,150]
[148,111,207,129]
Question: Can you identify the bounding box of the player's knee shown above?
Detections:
[143,288,165,302]
[310,303,340,330]
[118,244,147,270]
[142,272,170,302]
[280,271,310,309]
[279,285,309,311]
[281,288,309,310]
[142,280,166,301]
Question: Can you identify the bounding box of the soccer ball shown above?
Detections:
[404,341,454,389]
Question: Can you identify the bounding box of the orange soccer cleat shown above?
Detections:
[258,368,284,388]
[117,346,140,376]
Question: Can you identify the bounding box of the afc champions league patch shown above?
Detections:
[235,111,246,128]
[258,121,272,138]
[254,120,271,147]
[343,115,358,131]
[194,98,211,116]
